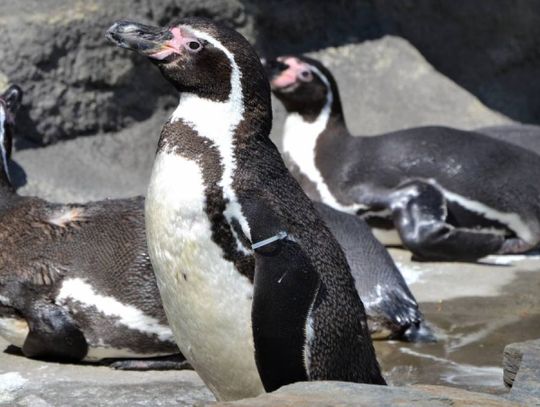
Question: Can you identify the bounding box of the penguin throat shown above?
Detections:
[169,31,252,252]
[282,84,363,214]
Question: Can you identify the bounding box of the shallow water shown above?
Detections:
[376,250,540,394]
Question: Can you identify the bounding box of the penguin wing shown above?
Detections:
[251,228,321,392]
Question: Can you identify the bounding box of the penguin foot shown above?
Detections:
[106,355,192,371]
[389,181,505,261]
[498,238,536,255]
[400,322,437,343]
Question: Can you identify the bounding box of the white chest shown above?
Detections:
[283,114,364,214]
[145,151,264,401]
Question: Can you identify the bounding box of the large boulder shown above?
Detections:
[373,0,540,124]
[0,0,247,144]
[2,1,537,145]
[214,381,518,407]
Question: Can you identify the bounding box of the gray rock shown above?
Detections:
[0,337,215,407]
[503,339,540,404]
[12,381,213,407]
[0,0,247,144]
[374,1,540,124]
[212,381,518,407]
[12,111,167,202]
[3,1,533,145]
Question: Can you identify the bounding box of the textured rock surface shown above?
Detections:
[0,0,247,144]
[374,0,540,124]
[1,0,537,144]
[503,339,540,404]
[0,341,214,406]
[213,381,517,407]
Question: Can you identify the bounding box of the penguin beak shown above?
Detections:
[106,20,181,60]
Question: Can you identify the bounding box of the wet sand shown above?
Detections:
[377,249,540,394]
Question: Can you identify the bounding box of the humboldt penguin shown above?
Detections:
[266,56,540,262]
[107,18,385,401]
[314,202,433,341]
[0,85,187,370]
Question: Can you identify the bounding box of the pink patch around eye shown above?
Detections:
[148,27,185,60]
[272,71,298,88]
[272,57,311,88]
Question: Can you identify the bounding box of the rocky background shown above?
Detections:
[1,1,540,406]
[1,0,539,145]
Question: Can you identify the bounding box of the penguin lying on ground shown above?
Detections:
[477,124,540,156]
[107,17,386,401]
[314,202,433,341]
[0,85,188,370]
[265,56,540,262]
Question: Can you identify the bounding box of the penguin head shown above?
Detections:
[265,56,341,118]
[106,18,270,105]
[0,85,23,182]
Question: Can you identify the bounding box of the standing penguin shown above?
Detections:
[266,56,540,262]
[107,18,385,401]
[0,85,186,370]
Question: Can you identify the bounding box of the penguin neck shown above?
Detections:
[158,60,272,251]
[282,85,349,185]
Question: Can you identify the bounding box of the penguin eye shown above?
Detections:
[299,70,313,82]
[186,40,202,53]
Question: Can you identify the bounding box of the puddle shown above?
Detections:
[375,257,540,394]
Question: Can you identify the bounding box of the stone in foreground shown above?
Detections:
[213,381,518,407]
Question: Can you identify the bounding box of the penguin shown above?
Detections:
[0,85,188,370]
[107,17,385,401]
[0,88,426,351]
[477,124,540,156]
[313,202,433,342]
[266,56,540,262]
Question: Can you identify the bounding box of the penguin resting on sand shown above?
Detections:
[266,56,540,262]
[0,85,188,370]
[107,17,385,401]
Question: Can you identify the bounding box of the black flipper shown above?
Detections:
[389,181,505,261]
[246,202,320,393]
[22,301,88,362]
